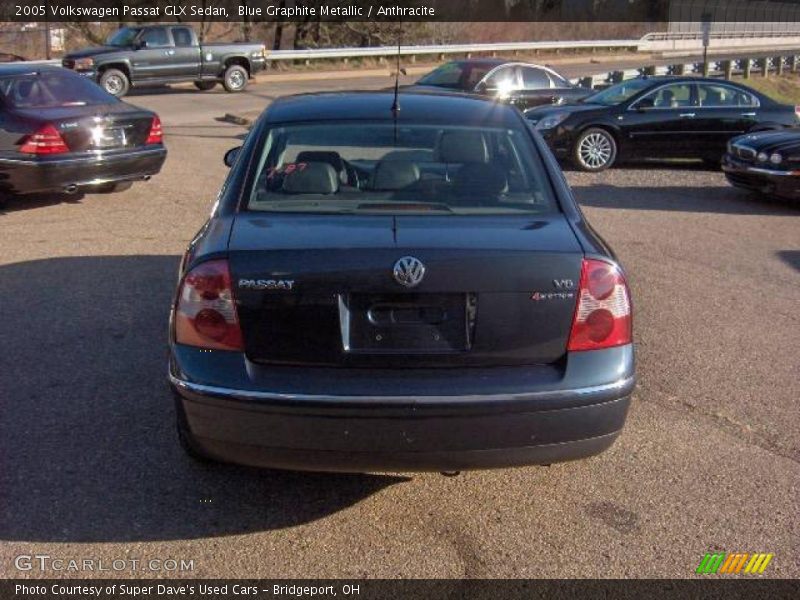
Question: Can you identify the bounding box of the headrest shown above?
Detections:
[453,163,508,195]
[296,151,345,173]
[704,89,722,104]
[15,80,35,98]
[435,131,489,164]
[281,162,339,194]
[371,161,420,190]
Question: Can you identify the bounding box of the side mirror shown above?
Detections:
[635,98,655,111]
[134,39,149,50]
[223,146,241,168]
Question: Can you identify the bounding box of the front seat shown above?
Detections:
[656,89,675,108]
[434,131,490,165]
[281,162,339,195]
[13,79,42,106]
[370,161,420,191]
[435,131,508,200]
[296,151,357,187]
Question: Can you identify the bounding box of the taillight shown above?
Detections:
[145,115,163,144]
[795,106,800,122]
[19,123,69,155]
[567,259,632,352]
[174,259,243,351]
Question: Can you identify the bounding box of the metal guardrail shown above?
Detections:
[263,39,640,62]
[642,30,800,42]
[572,55,800,89]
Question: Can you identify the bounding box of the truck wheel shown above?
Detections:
[194,81,217,91]
[222,65,248,93]
[99,68,130,97]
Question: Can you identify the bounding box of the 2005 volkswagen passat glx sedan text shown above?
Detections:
[168,91,635,473]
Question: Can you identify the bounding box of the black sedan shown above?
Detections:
[722,130,800,201]
[408,58,592,110]
[525,76,799,171]
[168,91,635,473]
[0,65,166,198]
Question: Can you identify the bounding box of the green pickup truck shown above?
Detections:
[62,24,267,97]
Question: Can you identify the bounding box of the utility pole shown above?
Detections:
[701,12,712,77]
[44,0,51,59]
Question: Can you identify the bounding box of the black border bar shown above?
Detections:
[3,580,800,600]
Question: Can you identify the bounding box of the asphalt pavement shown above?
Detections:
[0,74,797,579]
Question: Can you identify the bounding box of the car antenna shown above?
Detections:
[391,19,404,145]
[391,18,403,115]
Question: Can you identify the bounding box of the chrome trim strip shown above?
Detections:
[0,147,166,166]
[168,373,635,405]
[722,164,798,177]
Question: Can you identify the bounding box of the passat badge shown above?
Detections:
[393,256,425,288]
[238,279,294,291]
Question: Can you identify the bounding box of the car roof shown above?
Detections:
[628,75,755,86]
[0,64,65,76]
[264,91,525,127]
[449,58,508,67]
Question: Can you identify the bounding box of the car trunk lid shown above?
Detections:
[14,103,154,152]
[228,213,583,368]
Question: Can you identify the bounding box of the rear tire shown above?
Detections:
[99,68,130,97]
[194,81,217,91]
[573,127,617,172]
[222,64,248,93]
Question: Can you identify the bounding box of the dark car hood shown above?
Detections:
[732,129,800,153]
[524,101,604,121]
[64,46,126,59]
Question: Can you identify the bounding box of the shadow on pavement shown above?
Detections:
[0,192,87,214]
[574,183,800,216]
[0,256,404,543]
[777,250,800,272]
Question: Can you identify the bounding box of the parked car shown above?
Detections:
[62,24,267,97]
[525,76,800,171]
[408,59,593,110]
[0,65,166,198]
[168,91,635,473]
[722,130,800,201]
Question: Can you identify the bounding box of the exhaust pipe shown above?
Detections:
[63,184,78,194]
[142,175,151,182]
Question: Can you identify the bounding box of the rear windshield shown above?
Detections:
[584,78,653,106]
[0,71,116,109]
[246,123,556,215]
[416,62,493,90]
[107,27,141,47]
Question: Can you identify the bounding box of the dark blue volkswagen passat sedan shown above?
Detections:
[168,91,635,473]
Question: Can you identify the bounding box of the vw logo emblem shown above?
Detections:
[393,256,426,288]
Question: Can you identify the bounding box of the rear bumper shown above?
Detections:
[0,146,166,195]
[722,154,800,201]
[169,344,635,472]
